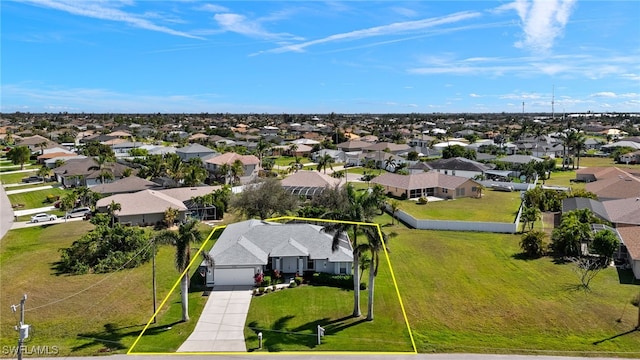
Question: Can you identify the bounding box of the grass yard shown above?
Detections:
[242,242,413,353]
[377,214,640,356]
[0,222,218,356]
[268,156,313,167]
[0,170,38,185]
[399,189,521,223]
[7,187,67,209]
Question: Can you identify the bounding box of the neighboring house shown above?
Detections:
[336,140,371,152]
[280,170,344,198]
[176,143,217,161]
[616,226,640,280]
[203,220,353,286]
[52,157,131,188]
[585,172,640,201]
[96,189,188,226]
[575,166,631,183]
[91,176,160,195]
[496,154,543,166]
[425,157,491,179]
[619,150,640,164]
[157,185,223,221]
[112,141,146,155]
[204,152,260,184]
[311,149,345,163]
[16,135,62,154]
[602,198,640,227]
[36,147,77,164]
[371,172,482,199]
[407,161,433,174]
[363,142,411,155]
[602,140,640,152]
[560,197,611,225]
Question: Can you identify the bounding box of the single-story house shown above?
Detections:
[585,173,640,201]
[619,150,640,164]
[96,189,188,226]
[204,220,353,286]
[204,152,260,184]
[602,198,640,227]
[371,171,482,199]
[52,157,132,188]
[91,175,160,195]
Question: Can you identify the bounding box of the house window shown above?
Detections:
[452,170,456,176]
[442,188,448,194]
[307,258,314,270]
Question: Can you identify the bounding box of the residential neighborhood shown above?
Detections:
[1,111,640,356]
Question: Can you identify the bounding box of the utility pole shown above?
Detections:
[552,85,555,121]
[11,294,29,360]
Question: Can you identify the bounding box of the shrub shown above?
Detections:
[294,276,303,285]
[261,276,272,287]
[311,272,353,289]
[264,287,272,294]
[399,193,408,200]
[253,289,259,296]
[360,282,367,290]
[271,285,277,292]
[417,196,428,205]
[258,287,265,294]
[46,194,59,203]
[289,281,298,288]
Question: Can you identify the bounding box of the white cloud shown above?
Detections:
[213,13,303,41]
[591,92,617,98]
[198,4,229,13]
[469,93,482,98]
[22,0,203,39]
[260,11,481,54]
[499,0,577,53]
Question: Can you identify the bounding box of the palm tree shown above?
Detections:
[322,184,381,318]
[164,207,180,228]
[107,200,121,227]
[230,159,245,185]
[183,164,207,187]
[572,132,587,169]
[165,153,184,186]
[255,139,271,169]
[316,154,334,174]
[88,155,115,184]
[362,226,382,321]
[156,220,204,322]
[384,157,397,172]
[389,200,400,225]
[37,166,52,181]
[216,163,231,184]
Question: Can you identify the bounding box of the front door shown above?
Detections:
[282,257,297,273]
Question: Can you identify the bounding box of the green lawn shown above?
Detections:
[268,156,313,167]
[7,187,68,209]
[399,190,522,223]
[378,214,640,356]
[0,170,38,185]
[0,222,217,356]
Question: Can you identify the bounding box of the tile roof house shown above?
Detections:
[585,172,640,201]
[616,226,640,279]
[372,171,481,199]
[280,170,344,198]
[203,220,353,286]
[96,189,188,226]
[561,197,610,224]
[16,135,62,154]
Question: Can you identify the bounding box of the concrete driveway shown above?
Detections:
[178,286,253,352]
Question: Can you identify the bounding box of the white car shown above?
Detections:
[30,213,58,223]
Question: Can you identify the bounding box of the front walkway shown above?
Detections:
[177,286,253,352]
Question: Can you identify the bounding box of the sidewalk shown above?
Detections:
[6,185,53,195]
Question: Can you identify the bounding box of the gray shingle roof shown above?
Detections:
[210,220,353,266]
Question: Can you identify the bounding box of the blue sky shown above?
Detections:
[1,0,639,114]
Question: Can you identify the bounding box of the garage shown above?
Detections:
[211,267,256,286]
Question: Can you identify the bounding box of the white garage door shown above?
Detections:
[213,267,256,286]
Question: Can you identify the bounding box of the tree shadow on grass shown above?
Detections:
[592,328,638,345]
[247,313,367,352]
[72,321,181,353]
[511,252,542,261]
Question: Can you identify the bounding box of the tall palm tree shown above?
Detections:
[362,227,395,321]
[322,185,381,318]
[156,219,204,322]
[217,163,231,184]
[316,154,334,174]
[164,153,184,186]
[572,132,587,169]
[88,155,115,184]
[183,164,207,187]
[255,139,271,169]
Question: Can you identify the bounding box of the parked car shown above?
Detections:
[64,207,92,219]
[22,176,44,183]
[30,213,57,223]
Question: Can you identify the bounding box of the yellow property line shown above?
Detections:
[128,216,417,355]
